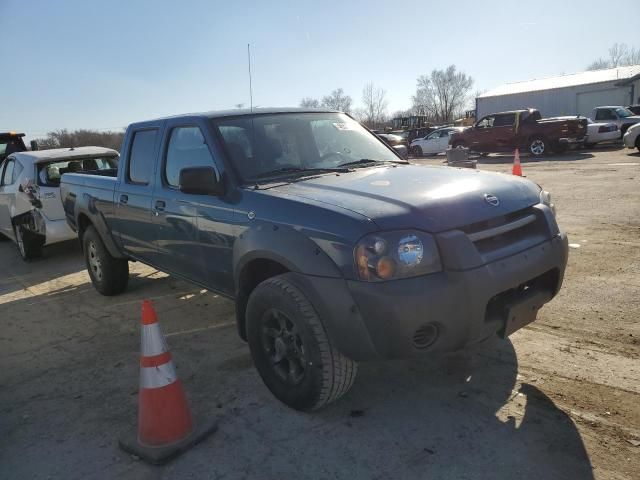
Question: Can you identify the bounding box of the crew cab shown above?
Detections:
[0,146,118,259]
[592,106,640,137]
[449,109,588,156]
[60,108,568,411]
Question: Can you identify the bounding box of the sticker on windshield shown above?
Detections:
[333,122,355,131]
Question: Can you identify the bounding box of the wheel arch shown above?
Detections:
[232,223,344,340]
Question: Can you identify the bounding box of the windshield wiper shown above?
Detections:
[253,166,350,179]
[337,158,408,168]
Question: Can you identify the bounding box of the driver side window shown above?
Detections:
[476,116,495,129]
[165,126,216,188]
[426,131,440,140]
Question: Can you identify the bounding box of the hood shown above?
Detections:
[269,164,541,232]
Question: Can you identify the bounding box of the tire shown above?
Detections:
[82,225,129,296]
[635,137,640,152]
[12,223,43,261]
[452,141,465,149]
[528,136,547,156]
[412,145,423,157]
[246,274,357,411]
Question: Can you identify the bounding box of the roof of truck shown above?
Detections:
[9,146,118,164]
[143,107,341,123]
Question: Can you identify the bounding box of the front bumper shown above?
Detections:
[300,231,568,361]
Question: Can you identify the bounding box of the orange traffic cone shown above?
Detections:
[119,300,217,465]
[512,148,523,176]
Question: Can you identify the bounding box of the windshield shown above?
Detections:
[212,113,399,181]
[615,107,634,118]
[37,155,118,186]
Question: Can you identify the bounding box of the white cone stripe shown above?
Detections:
[141,323,168,357]
[140,361,178,389]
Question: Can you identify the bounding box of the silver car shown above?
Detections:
[0,146,118,259]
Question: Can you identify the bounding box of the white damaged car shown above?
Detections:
[0,146,118,260]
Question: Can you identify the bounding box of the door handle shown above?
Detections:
[119,194,128,205]
[154,200,166,212]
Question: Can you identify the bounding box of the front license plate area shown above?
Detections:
[502,290,552,337]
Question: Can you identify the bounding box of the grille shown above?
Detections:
[460,207,549,262]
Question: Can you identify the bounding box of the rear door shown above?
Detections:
[115,126,162,264]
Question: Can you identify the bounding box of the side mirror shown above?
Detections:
[179,167,225,196]
[392,145,409,160]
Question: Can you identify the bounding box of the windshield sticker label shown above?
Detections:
[333,122,355,131]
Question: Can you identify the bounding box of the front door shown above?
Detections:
[152,120,235,293]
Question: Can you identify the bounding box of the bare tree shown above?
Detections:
[587,58,611,71]
[411,65,474,123]
[35,129,125,151]
[586,43,640,70]
[300,97,321,108]
[361,83,388,128]
[321,88,353,113]
[609,43,629,67]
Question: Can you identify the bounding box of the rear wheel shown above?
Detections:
[636,137,640,153]
[83,226,129,296]
[452,141,466,149]
[411,145,423,157]
[12,223,43,261]
[246,274,357,411]
[528,136,547,156]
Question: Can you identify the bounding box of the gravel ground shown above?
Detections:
[0,145,638,479]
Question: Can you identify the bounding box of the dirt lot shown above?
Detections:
[1,146,639,479]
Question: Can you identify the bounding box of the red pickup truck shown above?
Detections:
[449,109,588,156]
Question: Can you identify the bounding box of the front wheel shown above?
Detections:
[13,223,43,261]
[83,226,129,296]
[246,274,357,411]
[528,137,547,156]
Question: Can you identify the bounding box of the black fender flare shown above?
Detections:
[233,222,343,290]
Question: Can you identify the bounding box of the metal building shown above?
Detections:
[476,65,640,119]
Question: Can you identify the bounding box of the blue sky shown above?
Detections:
[1,0,639,141]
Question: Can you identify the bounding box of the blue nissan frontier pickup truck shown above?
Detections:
[60,108,568,411]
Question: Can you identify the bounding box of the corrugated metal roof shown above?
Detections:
[478,65,640,98]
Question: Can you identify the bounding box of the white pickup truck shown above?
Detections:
[592,106,640,137]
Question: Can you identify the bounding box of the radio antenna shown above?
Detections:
[247,43,253,112]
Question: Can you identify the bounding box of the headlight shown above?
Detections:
[354,230,441,281]
[540,189,556,216]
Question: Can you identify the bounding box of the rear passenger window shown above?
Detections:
[165,126,215,187]
[493,114,515,127]
[128,130,158,184]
